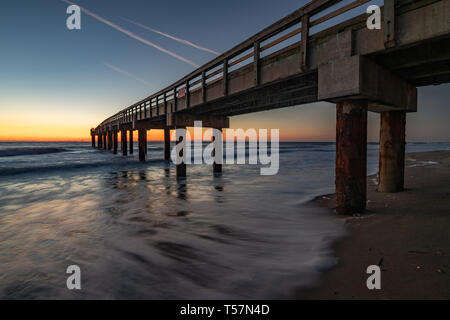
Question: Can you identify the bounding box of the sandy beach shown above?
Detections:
[298,150,450,299]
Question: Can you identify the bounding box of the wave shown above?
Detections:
[0,157,167,177]
[0,147,68,157]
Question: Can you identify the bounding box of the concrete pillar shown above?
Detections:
[113,131,118,155]
[108,132,113,151]
[336,100,367,215]
[103,134,107,150]
[164,128,171,160]
[138,129,146,162]
[176,127,186,178]
[91,134,95,148]
[129,130,134,154]
[121,130,128,156]
[212,128,223,174]
[379,111,406,193]
[98,134,102,149]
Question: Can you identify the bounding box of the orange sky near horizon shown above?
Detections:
[0,124,328,142]
[0,101,337,142]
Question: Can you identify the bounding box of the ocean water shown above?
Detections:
[0,141,449,299]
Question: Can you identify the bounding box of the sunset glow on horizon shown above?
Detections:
[0,125,334,142]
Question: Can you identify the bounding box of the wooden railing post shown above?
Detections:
[301,14,309,72]
[254,41,260,86]
[223,59,229,96]
[185,80,190,108]
[150,99,153,118]
[384,0,396,48]
[201,71,207,103]
[156,96,160,116]
[164,92,167,115]
[173,88,178,112]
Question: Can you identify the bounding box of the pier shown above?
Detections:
[91,0,450,214]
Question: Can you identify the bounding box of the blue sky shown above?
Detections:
[0,0,448,141]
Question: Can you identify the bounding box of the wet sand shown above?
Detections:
[298,150,450,299]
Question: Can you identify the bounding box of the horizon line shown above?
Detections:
[1,139,447,143]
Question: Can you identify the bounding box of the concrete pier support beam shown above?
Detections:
[212,128,223,174]
[379,111,406,193]
[121,130,128,156]
[113,131,118,155]
[164,127,171,160]
[98,134,102,149]
[336,100,368,215]
[91,133,95,148]
[108,131,113,151]
[138,129,146,162]
[103,134,107,150]
[129,130,134,154]
[176,127,187,178]
[144,130,148,155]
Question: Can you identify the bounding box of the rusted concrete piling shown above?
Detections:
[129,130,134,154]
[176,127,187,178]
[121,130,128,156]
[138,129,146,162]
[335,100,368,215]
[379,111,406,193]
[164,127,171,161]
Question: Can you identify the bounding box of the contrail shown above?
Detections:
[120,17,219,55]
[62,0,200,67]
[103,62,151,86]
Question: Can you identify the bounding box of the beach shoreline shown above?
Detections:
[297,150,450,299]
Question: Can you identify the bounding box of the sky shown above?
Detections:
[0,0,448,142]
